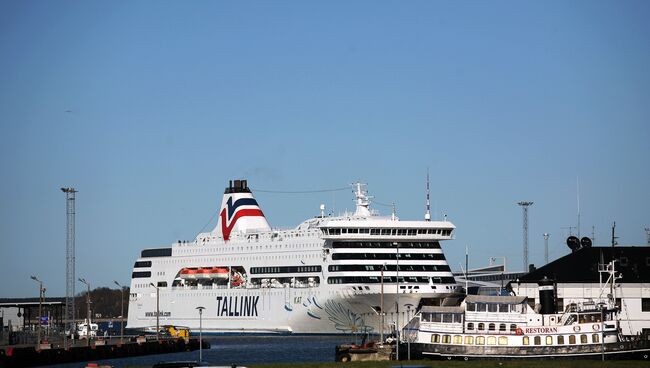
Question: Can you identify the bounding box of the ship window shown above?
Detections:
[510,324,517,333]
[534,336,541,345]
[487,336,496,345]
[499,324,506,332]
[498,336,508,345]
[132,271,151,278]
[475,336,485,345]
[443,314,453,323]
[580,335,588,344]
[464,336,473,345]
[134,261,152,268]
[488,304,498,312]
[557,335,564,344]
[642,298,650,312]
[431,334,440,343]
[546,336,553,345]
[371,229,380,235]
[466,302,475,312]
[442,335,451,343]
[157,281,167,287]
[569,335,576,344]
[467,322,474,330]
[522,336,529,345]
[488,323,495,331]
[453,335,463,344]
[592,334,599,343]
[499,304,508,313]
[478,323,485,331]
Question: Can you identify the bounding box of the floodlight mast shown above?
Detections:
[61,187,77,348]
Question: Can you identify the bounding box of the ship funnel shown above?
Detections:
[213,179,270,240]
[537,277,556,314]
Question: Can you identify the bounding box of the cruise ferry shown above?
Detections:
[127,179,461,334]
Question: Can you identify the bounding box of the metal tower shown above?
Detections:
[61,187,77,346]
[543,233,549,265]
[517,201,533,272]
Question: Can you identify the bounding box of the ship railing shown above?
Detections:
[418,322,464,334]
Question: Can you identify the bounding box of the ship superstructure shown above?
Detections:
[127,179,460,334]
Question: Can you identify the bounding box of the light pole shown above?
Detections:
[196,306,205,362]
[380,263,385,344]
[30,276,44,346]
[150,283,160,340]
[394,241,400,361]
[114,281,125,344]
[78,278,91,346]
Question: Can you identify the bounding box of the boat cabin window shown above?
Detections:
[499,324,506,332]
[546,336,553,345]
[466,302,475,312]
[509,324,517,333]
[487,336,496,345]
[522,336,529,345]
[478,323,485,331]
[580,335,588,344]
[534,336,541,345]
[569,335,576,344]
[443,314,453,323]
[442,335,451,343]
[498,336,508,345]
[475,336,485,345]
[467,322,474,330]
[464,336,473,345]
[592,334,599,343]
[453,335,463,344]
[488,323,496,331]
[431,334,440,343]
[488,304,498,313]
[558,335,565,344]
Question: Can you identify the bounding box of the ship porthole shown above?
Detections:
[643,354,648,359]
[464,357,469,361]
[447,356,452,360]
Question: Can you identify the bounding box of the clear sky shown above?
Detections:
[1,1,648,298]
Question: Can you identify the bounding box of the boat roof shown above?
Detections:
[421,306,465,314]
[464,295,527,304]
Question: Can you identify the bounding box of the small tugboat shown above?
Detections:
[405,260,650,360]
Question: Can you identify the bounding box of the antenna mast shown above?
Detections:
[61,187,77,348]
[518,201,533,272]
[425,169,431,221]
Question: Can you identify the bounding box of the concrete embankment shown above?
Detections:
[0,338,207,367]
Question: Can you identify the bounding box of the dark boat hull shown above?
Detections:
[408,340,650,360]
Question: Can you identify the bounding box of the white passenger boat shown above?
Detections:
[404,261,650,360]
[127,179,462,334]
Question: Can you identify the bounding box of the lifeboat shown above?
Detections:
[210,267,230,280]
[196,268,212,279]
[179,268,198,279]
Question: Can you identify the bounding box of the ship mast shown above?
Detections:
[425,169,431,221]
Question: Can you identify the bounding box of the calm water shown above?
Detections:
[44,335,356,367]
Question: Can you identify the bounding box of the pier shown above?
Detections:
[0,336,206,367]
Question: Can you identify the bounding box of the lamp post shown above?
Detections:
[196,306,205,362]
[78,278,91,346]
[114,281,125,344]
[150,283,160,340]
[394,241,400,361]
[30,276,44,346]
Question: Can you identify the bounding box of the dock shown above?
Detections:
[0,337,208,368]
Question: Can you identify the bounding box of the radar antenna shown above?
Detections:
[425,169,431,221]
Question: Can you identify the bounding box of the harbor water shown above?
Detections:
[43,335,355,367]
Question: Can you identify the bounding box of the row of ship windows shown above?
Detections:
[140,253,322,265]
[332,253,446,261]
[327,276,456,284]
[142,243,322,258]
[331,241,441,249]
[432,334,600,346]
[329,264,451,272]
[325,228,452,236]
[250,266,322,274]
[132,272,455,285]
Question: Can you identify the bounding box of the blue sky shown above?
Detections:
[1,1,648,297]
